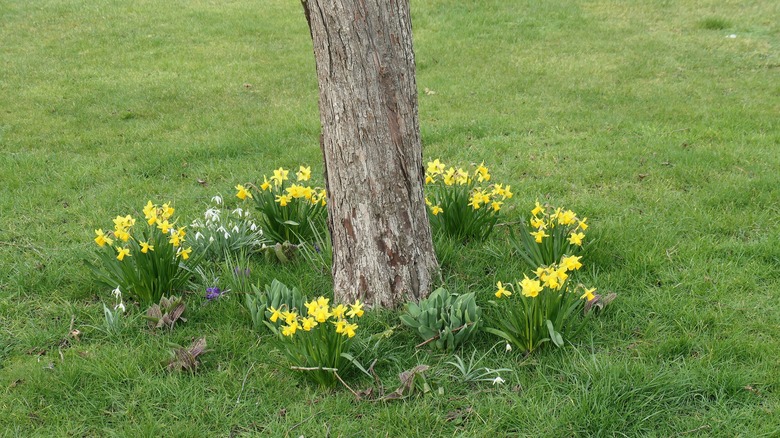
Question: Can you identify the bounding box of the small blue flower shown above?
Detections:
[206,287,222,300]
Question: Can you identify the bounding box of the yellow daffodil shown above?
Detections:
[115,246,131,261]
[304,300,319,316]
[269,306,282,323]
[94,229,112,247]
[491,201,503,212]
[531,201,544,216]
[475,162,490,182]
[143,201,155,218]
[301,186,314,201]
[559,210,577,225]
[286,184,305,199]
[157,219,172,234]
[344,322,358,338]
[270,167,289,186]
[427,159,445,175]
[113,215,126,228]
[443,167,456,186]
[530,217,546,229]
[260,176,271,191]
[312,306,332,323]
[282,311,298,325]
[332,304,347,319]
[561,255,582,271]
[296,165,311,181]
[316,296,329,307]
[554,267,569,285]
[577,218,588,231]
[140,241,154,253]
[347,300,364,318]
[569,232,585,246]
[161,203,174,219]
[235,184,253,200]
[146,210,158,225]
[455,168,469,185]
[281,321,299,337]
[502,185,513,199]
[275,194,291,206]
[580,287,596,301]
[178,247,192,260]
[114,229,131,242]
[520,275,543,298]
[530,229,549,243]
[333,319,348,334]
[495,281,512,298]
[431,205,443,215]
[302,317,317,331]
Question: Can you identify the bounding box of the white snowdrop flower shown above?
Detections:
[727,34,736,38]
[232,207,244,216]
[195,231,204,241]
[216,226,227,233]
[205,208,220,222]
[505,343,512,352]
[250,222,258,231]
[232,225,240,234]
[224,231,231,240]
[209,236,215,243]
[111,287,122,299]
[114,302,126,313]
[211,195,223,205]
[492,376,505,385]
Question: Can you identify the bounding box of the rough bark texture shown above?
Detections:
[301,0,439,308]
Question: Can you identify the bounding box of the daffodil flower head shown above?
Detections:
[561,255,582,271]
[115,246,131,261]
[520,275,543,298]
[296,165,312,181]
[495,281,512,298]
[332,304,347,319]
[269,306,283,323]
[235,184,253,200]
[347,300,364,318]
[580,287,596,301]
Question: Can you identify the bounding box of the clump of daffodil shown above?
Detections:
[236,165,327,245]
[487,254,598,354]
[89,201,201,306]
[267,294,366,388]
[511,200,589,268]
[424,159,513,241]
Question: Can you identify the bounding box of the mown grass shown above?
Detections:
[1,0,779,436]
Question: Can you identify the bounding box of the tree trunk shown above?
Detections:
[301,0,439,308]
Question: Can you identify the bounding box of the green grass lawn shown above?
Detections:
[1,0,779,435]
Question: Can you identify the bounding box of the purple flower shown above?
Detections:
[206,287,222,300]
[233,267,251,277]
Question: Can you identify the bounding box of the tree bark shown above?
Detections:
[301,0,439,308]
